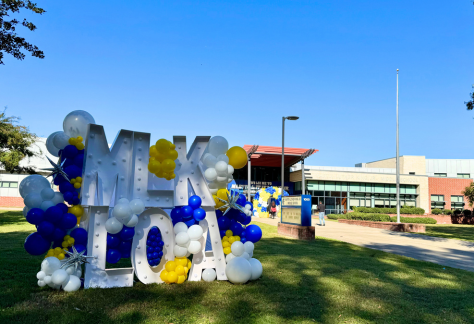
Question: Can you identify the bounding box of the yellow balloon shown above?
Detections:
[74,182,81,189]
[75,143,85,151]
[175,265,185,276]
[226,146,248,169]
[229,237,236,244]
[155,169,164,178]
[57,253,65,260]
[148,160,161,173]
[155,139,170,152]
[184,266,189,273]
[165,261,177,272]
[161,159,176,172]
[167,271,178,283]
[217,189,229,201]
[225,230,233,237]
[160,270,169,282]
[187,260,192,269]
[68,137,77,145]
[149,145,158,157]
[167,149,178,160]
[222,236,229,242]
[222,241,230,248]
[176,257,187,267]
[233,236,240,241]
[177,275,186,284]
[70,205,83,217]
[223,247,231,255]
[77,136,83,142]
[61,241,68,248]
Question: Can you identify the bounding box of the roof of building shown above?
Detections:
[243,145,317,168]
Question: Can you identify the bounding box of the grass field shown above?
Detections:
[418,224,474,243]
[1,210,474,324]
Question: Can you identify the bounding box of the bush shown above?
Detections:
[352,207,425,215]
[463,210,472,217]
[327,213,437,224]
[431,209,442,215]
[390,216,437,224]
[454,209,462,216]
[442,209,453,215]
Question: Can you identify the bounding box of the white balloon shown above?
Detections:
[244,204,251,210]
[36,271,46,280]
[215,161,228,176]
[202,268,217,282]
[38,280,46,287]
[246,210,252,216]
[249,258,263,280]
[174,222,188,234]
[231,241,245,257]
[216,176,228,183]
[50,192,64,205]
[52,269,70,285]
[216,154,229,164]
[226,253,236,263]
[210,188,218,195]
[175,232,190,247]
[202,153,217,168]
[105,217,123,234]
[204,168,217,182]
[41,257,61,275]
[225,257,252,284]
[117,198,130,205]
[187,240,202,254]
[249,251,253,258]
[173,244,188,258]
[19,174,51,198]
[241,252,251,260]
[129,199,145,214]
[46,131,62,157]
[40,200,55,211]
[112,203,133,223]
[187,225,203,240]
[76,269,82,277]
[52,131,70,150]
[63,275,81,292]
[243,241,255,254]
[22,206,29,217]
[63,110,96,138]
[43,276,52,284]
[40,188,55,201]
[65,266,75,275]
[227,176,233,183]
[208,136,228,157]
[227,165,234,175]
[216,182,227,189]
[24,192,43,208]
[125,214,139,227]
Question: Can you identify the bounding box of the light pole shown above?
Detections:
[396,69,400,223]
[281,116,299,218]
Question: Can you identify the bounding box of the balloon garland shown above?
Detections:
[253,186,289,218]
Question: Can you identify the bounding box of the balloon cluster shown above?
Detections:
[253,186,289,218]
[105,198,145,234]
[170,195,205,227]
[106,226,135,264]
[173,223,204,257]
[146,227,164,267]
[148,139,178,180]
[21,175,65,215]
[160,257,191,284]
[36,257,82,292]
[221,230,241,255]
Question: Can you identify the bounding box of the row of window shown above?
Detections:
[0,181,18,188]
[431,195,465,210]
[307,181,417,194]
[433,173,470,178]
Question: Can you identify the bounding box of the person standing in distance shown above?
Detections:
[318,201,325,226]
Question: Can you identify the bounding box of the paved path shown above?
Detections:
[252,217,474,272]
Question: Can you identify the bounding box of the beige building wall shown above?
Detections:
[366,158,396,169]
[365,156,426,176]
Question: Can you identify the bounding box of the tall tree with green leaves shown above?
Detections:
[466,86,474,111]
[462,182,474,208]
[0,0,45,65]
[0,110,39,174]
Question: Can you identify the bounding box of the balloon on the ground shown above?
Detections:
[202,268,217,282]
[248,258,263,280]
[225,257,252,284]
[63,275,81,292]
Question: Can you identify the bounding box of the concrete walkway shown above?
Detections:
[253,217,474,272]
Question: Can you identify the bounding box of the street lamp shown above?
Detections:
[281,116,299,218]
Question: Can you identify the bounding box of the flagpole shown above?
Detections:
[396,69,400,223]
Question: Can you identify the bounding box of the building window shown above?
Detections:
[458,174,470,179]
[431,195,445,210]
[0,181,18,188]
[409,172,415,175]
[451,195,465,210]
[434,173,447,177]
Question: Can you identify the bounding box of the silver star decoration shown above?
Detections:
[216,189,246,216]
[41,156,70,182]
[60,245,94,272]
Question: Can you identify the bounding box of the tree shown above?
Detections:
[0,109,39,174]
[462,183,474,208]
[466,86,474,111]
[0,0,45,65]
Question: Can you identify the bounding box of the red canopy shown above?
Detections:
[243,145,317,167]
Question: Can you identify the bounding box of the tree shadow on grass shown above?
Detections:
[0,211,31,227]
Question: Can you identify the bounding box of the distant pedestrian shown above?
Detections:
[318,201,325,226]
[270,201,277,219]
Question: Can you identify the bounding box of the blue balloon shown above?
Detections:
[37,221,55,237]
[52,228,66,241]
[184,218,196,227]
[52,239,63,248]
[148,259,155,266]
[74,153,84,168]
[63,145,79,159]
[241,215,252,226]
[106,249,121,264]
[119,241,132,258]
[70,227,88,245]
[53,175,66,186]
[26,208,44,225]
[245,224,262,243]
[120,226,135,241]
[57,213,77,230]
[157,251,163,258]
[151,241,158,247]
[193,208,206,221]
[241,237,247,243]
[147,253,153,259]
[64,165,82,179]
[63,191,74,203]
[237,194,246,206]
[72,244,87,254]
[227,208,240,220]
[154,245,162,253]
[147,246,154,253]
[230,222,244,236]
[217,216,231,230]
[107,233,120,248]
[44,206,63,224]
[220,229,227,238]
[188,195,202,210]
[170,207,182,223]
[181,206,193,219]
[24,232,51,255]
[72,196,81,205]
[240,231,246,237]
[56,203,69,214]
[157,241,164,248]
[150,227,159,235]
[215,209,223,218]
[146,239,152,246]
[59,182,75,194]
[152,252,159,259]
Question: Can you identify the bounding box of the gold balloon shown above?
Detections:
[226,146,248,169]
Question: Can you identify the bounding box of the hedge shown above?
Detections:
[327,213,437,224]
[352,206,425,215]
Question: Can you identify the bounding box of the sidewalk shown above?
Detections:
[252,217,474,272]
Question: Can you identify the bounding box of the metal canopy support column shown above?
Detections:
[301,160,305,195]
[247,157,251,201]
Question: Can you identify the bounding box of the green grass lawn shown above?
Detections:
[1,210,474,324]
[417,224,474,243]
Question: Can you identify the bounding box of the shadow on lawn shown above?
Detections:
[0,210,31,227]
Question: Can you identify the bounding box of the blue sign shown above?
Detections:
[280,195,312,226]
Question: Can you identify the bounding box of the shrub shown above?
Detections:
[327,213,437,224]
[442,209,453,215]
[352,207,425,215]
[390,216,437,224]
[431,209,442,215]
[463,210,472,217]
[454,209,462,216]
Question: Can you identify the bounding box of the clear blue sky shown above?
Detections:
[1,1,473,167]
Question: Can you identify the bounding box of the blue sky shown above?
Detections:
[1,1,473,167]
